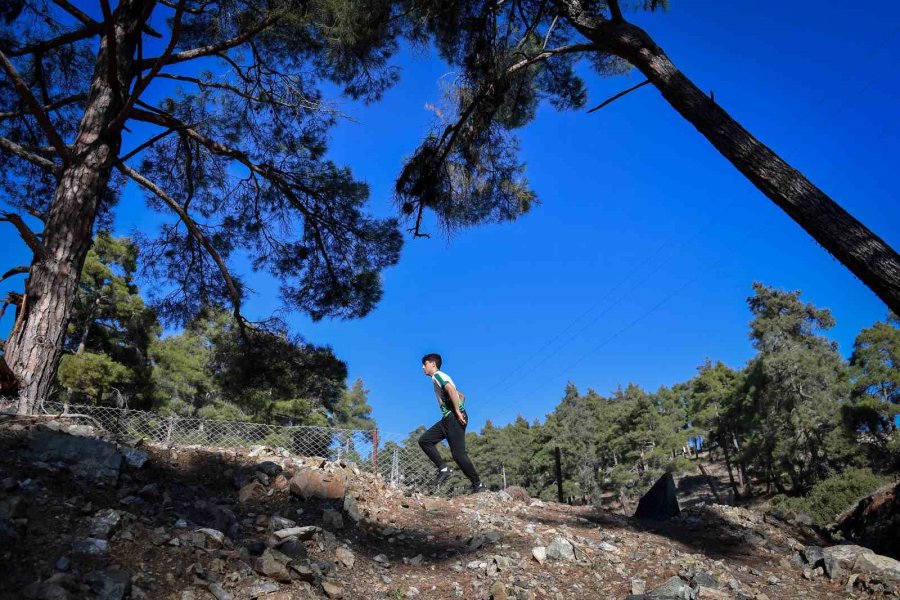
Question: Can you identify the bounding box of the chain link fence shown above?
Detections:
[2,400,439,490]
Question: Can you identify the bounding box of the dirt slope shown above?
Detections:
[1,416,896,600]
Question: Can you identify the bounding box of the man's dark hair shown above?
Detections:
[422,353,442,369]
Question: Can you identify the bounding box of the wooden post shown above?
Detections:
[372,428,379,479]
[554,446,564,503]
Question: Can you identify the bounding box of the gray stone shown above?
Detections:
[195,527,227,548]
[269,515,296,531]
[691,572,718,589]
[321,580,343,599]
[84,569,131,600]
[343,494,362,523]
[254,549,292,582]
[545,536,576,562]
[120,447,148,468]
[531,547,546,565]
[207,583,234,600]
[89,509,122,539]
[822,544,873,581]
[853,552,900,584]
[73,537,108,556]
[28,430,123,483]
[272,525,321,541]
[632,579,647,595]
[647,576,690,599]
[246,581,280,598]
[803,545,825,567]
[55,556,70,572]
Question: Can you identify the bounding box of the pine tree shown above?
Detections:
[393,0,900,314]
[0,0,404,412]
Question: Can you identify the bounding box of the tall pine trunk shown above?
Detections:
[4,0,147,414]
[585,19,900,315]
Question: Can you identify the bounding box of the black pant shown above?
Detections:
[418,413,480,484]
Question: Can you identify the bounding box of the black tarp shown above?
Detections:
[634,471,680,520]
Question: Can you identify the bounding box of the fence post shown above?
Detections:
[372,428,379,479]
[165,415,175,446]
[554,446,563,503]
[501,464,507,489]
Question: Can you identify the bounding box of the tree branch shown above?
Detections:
[0,136,59,172]
[98,0,119,93]
[50,0,100,27]
[118,127,178,163]
[0,266,29,284]
[607,0,623,21]
[115,161,249,333]
[0,93,87,122]
[0,50,73,162]
[6,24,102,57]
[586,78,650,113]
[0,213,44,257]
[111,0,186,132]
[139,11,284,69]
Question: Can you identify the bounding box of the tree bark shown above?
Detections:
[3,0,150,414]
[581,19,900,315]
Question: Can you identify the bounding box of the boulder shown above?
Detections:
[545,536,576,561]
[254,549,292,582]
[289,468,348,501]
[832,481,900,560]
[822,545,873,581]
[28,429,123,483]
[646,575,690,599]
[634,472,680,520]
[853,551,900,585]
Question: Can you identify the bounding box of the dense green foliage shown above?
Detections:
[445,283,899,506]
[55,235,373,429]
[772,469,891,527]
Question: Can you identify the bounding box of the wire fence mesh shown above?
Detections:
[3,401,440,490]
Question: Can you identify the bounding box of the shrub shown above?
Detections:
[775,468,890,527]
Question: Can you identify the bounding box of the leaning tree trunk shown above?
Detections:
[584,19,900,315]
[3,0,147,414]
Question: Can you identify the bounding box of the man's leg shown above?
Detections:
[445,416,481,485]
[418,419,448,470]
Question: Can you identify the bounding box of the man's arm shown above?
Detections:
[444,382,467,425]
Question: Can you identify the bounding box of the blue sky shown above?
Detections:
[1,1,898,436]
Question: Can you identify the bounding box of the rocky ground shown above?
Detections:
[1,414,898,600]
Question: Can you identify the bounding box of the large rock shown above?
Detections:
[289,468,348,501]
[545,536,576,561]
[634,472,680,520]
[89,509,123,539]
[853,552,900,585]
[832,481,900,560]
[822,545,873,581]
[28,429,123,483]
[647,575,690,599]
[254,549,292,582]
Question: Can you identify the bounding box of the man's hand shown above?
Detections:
[455,410,467,426]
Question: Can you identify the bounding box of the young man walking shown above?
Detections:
[418,353,486,493]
